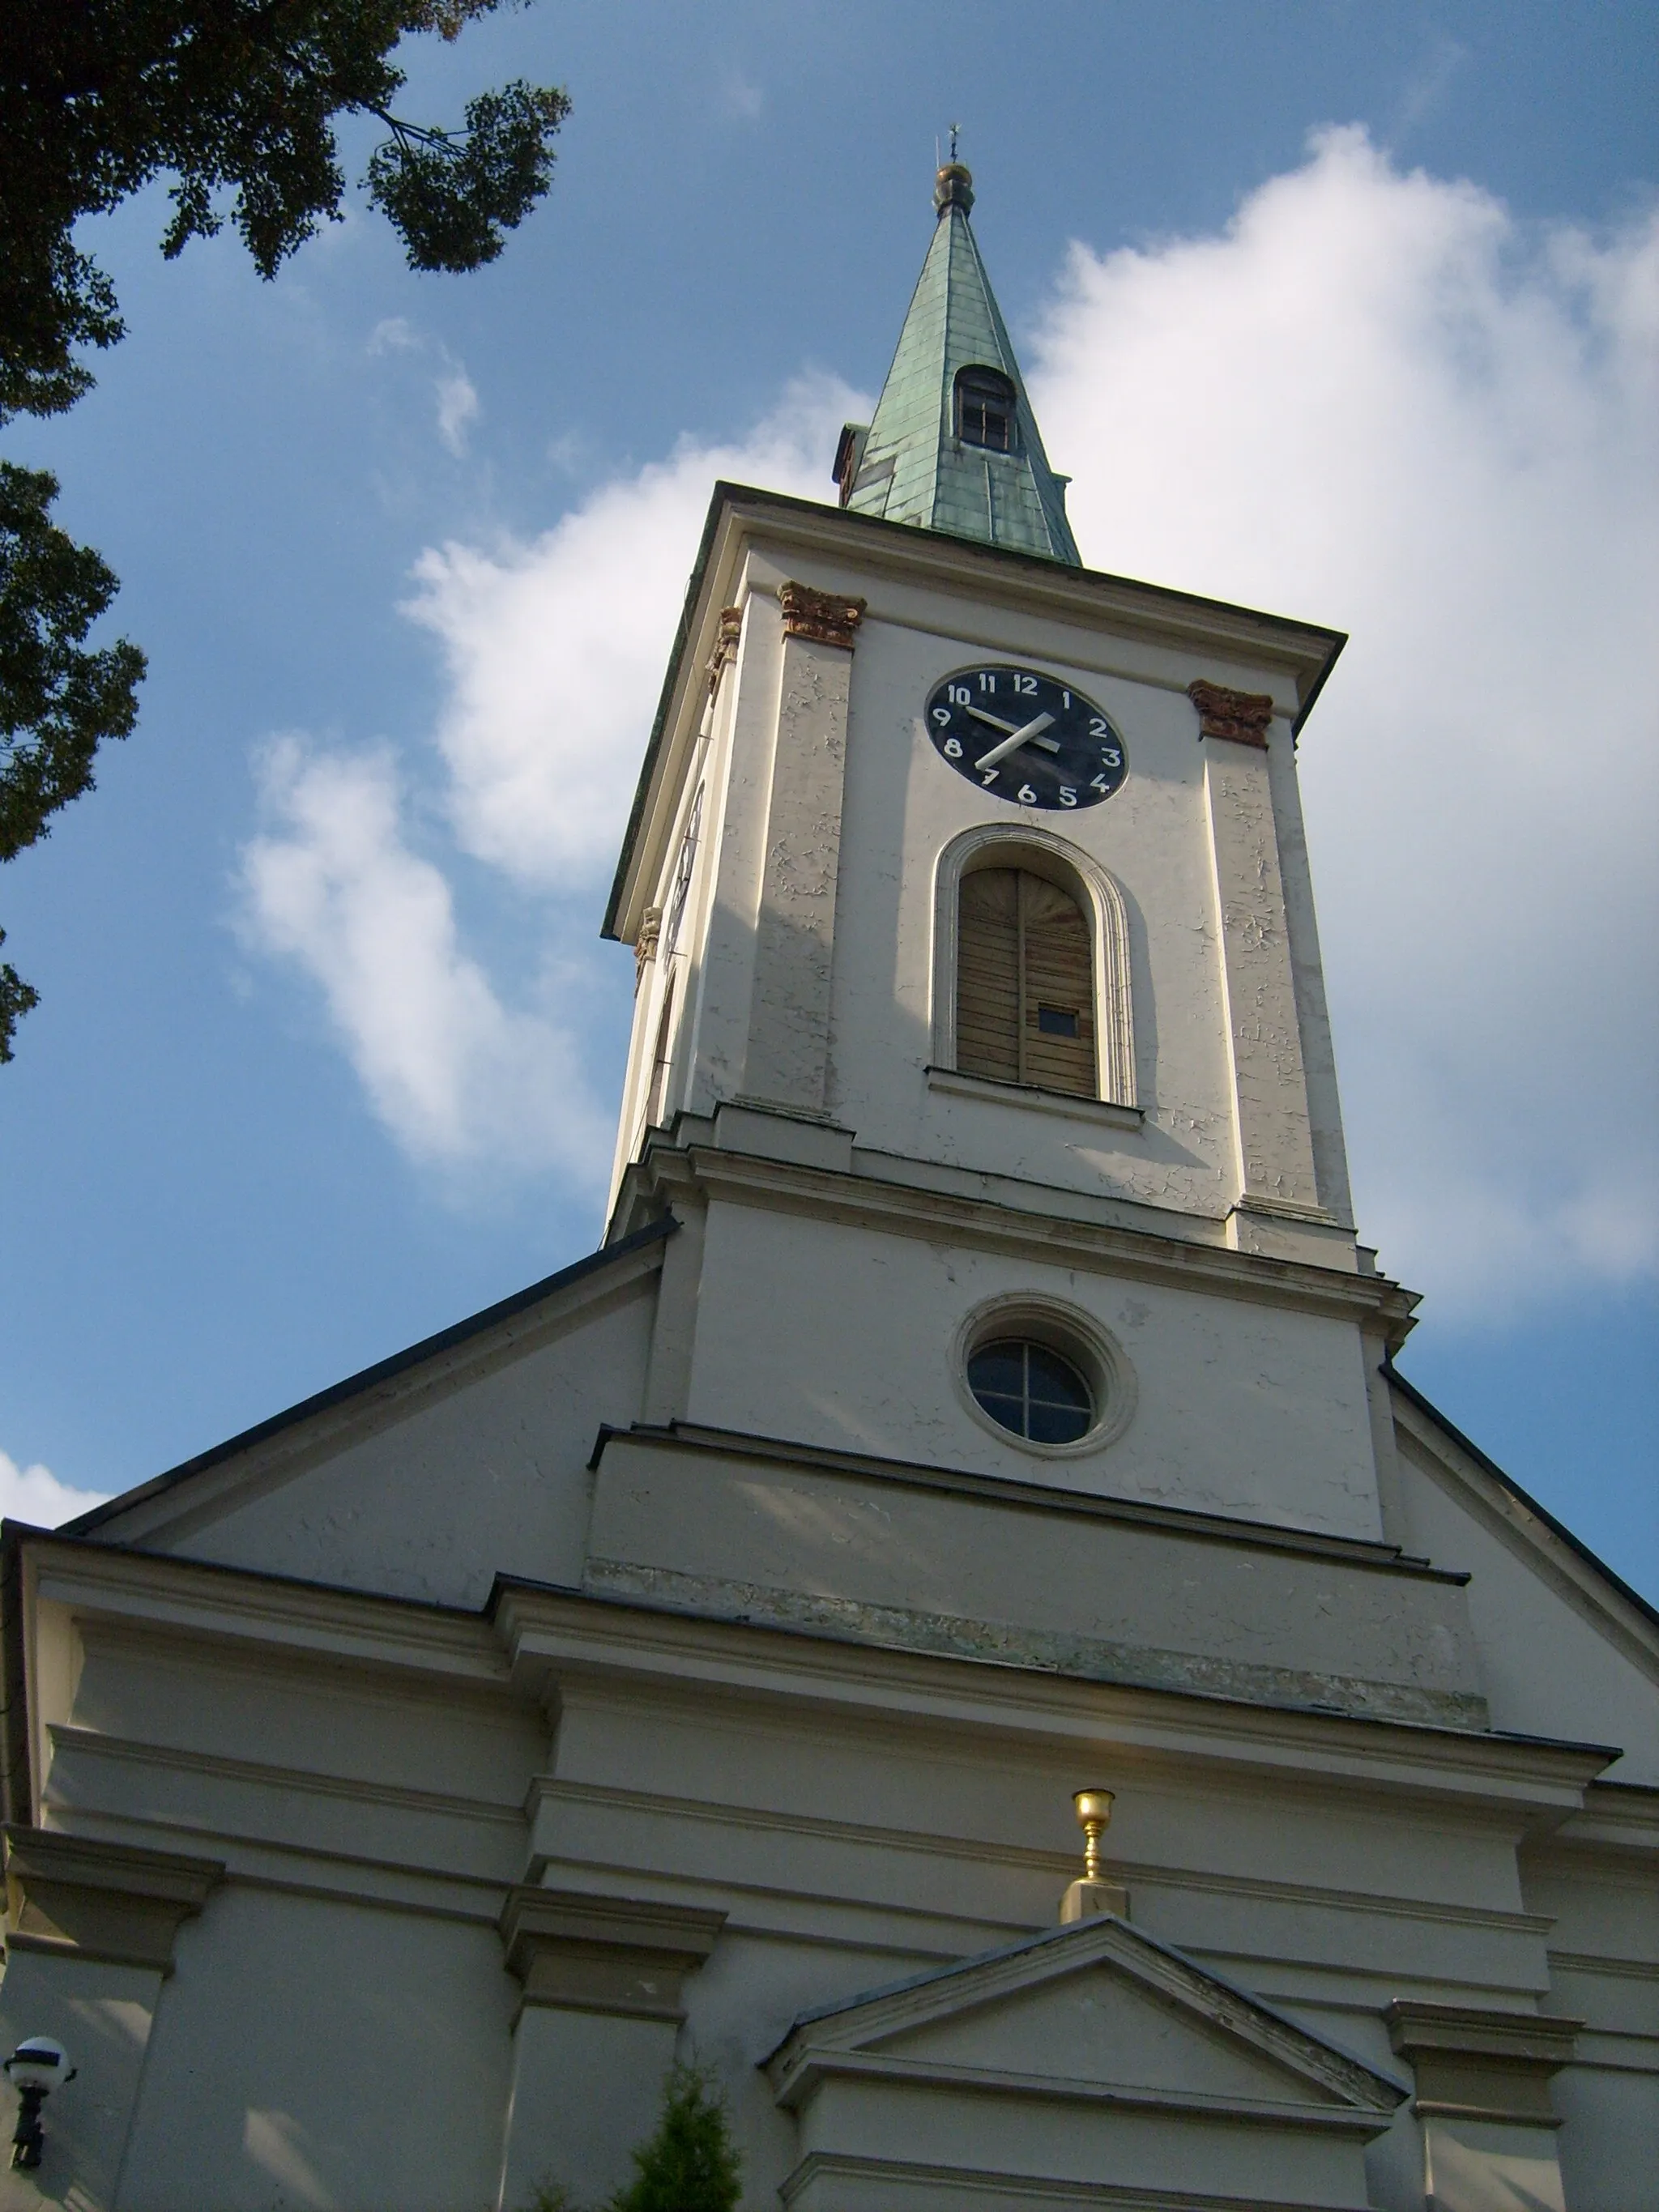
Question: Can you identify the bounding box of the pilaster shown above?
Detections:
[740,583,865,1115]
[493,1886,725,2211]
[1386,2000,1579,2212]
[0,1828,224,2212]
[1192,680,1325,1235]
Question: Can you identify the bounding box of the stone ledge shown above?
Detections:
[925,1065,1144,1131]
[4,1824,224,1975]
[499,1886,726,2023]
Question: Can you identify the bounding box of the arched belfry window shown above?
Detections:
[954,366,1017,453]
[957,867,1096,1097]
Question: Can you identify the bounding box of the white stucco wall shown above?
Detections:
[684,1197,1384,1538]
[1393,1426,1659,1784]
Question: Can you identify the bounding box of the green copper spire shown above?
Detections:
[834,164,1081,565]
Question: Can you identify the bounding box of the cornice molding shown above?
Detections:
[598,1418,1462,1579]
[634,1136,1415,1336]
[492,1582,1614,1812]
[528,1773,1559,1942]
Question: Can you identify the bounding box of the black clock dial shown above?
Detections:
[925,664,1127,812]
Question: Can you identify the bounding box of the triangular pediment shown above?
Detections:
[770,1913,1403,2124]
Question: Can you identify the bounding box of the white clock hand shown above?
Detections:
[965,704,1021,736]
[963,705,1061,753]
[974,711,1056,772]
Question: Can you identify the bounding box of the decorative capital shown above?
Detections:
[1188,680,1276,748]
[498,1886,726,2023]
[3,1825,224,1976]
[706,605,743,697]
[633,906,662,988]
[779,582,866,651]
[1385,1999,1580,2125]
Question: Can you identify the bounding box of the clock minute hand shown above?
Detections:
[964,703,1060,754]
[975,711,1056,772]
[965,704,1022,736]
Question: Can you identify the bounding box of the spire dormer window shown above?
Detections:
[955,367,1017,454]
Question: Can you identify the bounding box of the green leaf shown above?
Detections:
[0,460,146,1063]
[366,80,570,272]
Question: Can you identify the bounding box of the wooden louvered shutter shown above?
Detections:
[1019,874,1096,1096]
[956,867,1096,1098]
[957,869,1021,1081]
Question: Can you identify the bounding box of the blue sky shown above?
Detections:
[2,1,1655,1597]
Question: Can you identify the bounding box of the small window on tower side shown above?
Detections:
[955,367,1017,453]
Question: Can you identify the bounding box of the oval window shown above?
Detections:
[967,1337,1094,1445]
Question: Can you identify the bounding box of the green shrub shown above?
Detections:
[608,2064,742,2212]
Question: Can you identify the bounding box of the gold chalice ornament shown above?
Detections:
[1073,1788,1115,1882]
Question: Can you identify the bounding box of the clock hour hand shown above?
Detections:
[965,702,1060,755]
[974,711,1056,772]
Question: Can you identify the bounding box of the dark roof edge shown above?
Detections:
[600,481,1349,939]
[1384,1362,1659,1637]
[62,1217,678,1537]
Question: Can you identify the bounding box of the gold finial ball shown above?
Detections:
[934,162,975,216]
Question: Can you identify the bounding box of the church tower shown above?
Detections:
[604,159,1386,1548]
[2,167,1650,2212]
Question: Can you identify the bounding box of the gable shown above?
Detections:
[66,1226,670,1609]
[870,1963,1348,2111]
[771,1912,1402,2121]
[1388,1373,1659,1784]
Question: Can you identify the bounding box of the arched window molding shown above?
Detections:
[932,823,1137,1110]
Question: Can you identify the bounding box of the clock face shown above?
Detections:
[925,664,1127,812]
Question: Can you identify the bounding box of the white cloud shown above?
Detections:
[721,72,766,121]
[435,366,480,457]
[1394,31,1468,137]
[369,318,481,456]
[1028,126,1659,1314]
[237,381,859,1177]
[240,738,609,1177]
[403,374,861,886]
[0,1451,111,1528]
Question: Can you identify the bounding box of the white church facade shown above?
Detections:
[2,164,1654,2212]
